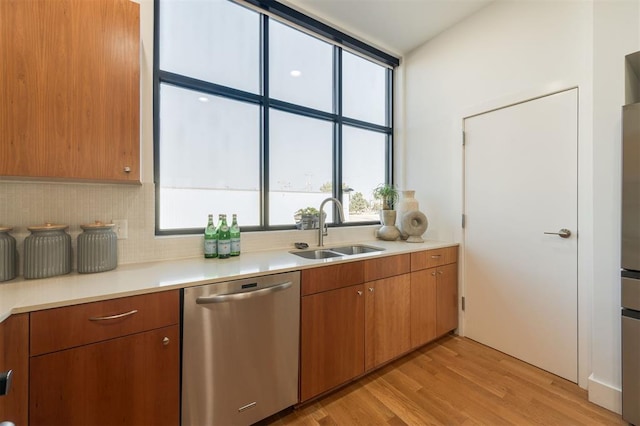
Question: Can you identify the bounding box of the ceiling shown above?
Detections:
[282,0,494,56]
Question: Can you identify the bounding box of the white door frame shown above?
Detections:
[453,85,590,389]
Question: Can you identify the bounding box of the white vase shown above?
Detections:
[396,190,419,240]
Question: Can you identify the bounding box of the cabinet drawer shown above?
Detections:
[364,254,410,281]
[411,246,458,271]
[302,261,364,296]
[30,290,179,356]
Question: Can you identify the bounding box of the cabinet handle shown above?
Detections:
[368,287,374,292]
[431,255,441,259]
[438,271,443,275]
[163,337,170,346]
[89,309,138,321]
[431,272,437,276]
[123,166,131,173]
[357,291,363,296]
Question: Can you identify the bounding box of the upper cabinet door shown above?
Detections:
[0,0,140,183]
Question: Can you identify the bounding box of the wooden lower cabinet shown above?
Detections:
[411,262,459,348]
[29,325,180,426]
[0,314,29,426]
[436,262,459,336]
[300,248,459,402]
[410,269,437,348]
[28,290,180,426]
[300,284,365,402]
[365,274,411,371]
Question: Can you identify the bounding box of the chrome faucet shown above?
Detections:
[318,197,345,247]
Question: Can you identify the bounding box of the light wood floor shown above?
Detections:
[265,335,626,425]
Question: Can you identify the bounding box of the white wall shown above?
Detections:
[590,0,640,412]
[404,0,639,413]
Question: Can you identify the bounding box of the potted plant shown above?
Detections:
[294,207,323,230]
[372,183,399,210]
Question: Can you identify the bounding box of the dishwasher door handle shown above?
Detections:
[196,281,292,304]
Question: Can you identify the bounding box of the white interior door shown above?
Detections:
[463,89,578,382]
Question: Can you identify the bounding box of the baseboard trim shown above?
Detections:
[588,374,621,414]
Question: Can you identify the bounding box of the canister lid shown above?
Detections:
[80,221,115,230]
[27,222,68,231]
[0,226,12,232]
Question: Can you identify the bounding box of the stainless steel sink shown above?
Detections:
[290,244,384,259]
[290,249,344,259]
[330,245,385,255]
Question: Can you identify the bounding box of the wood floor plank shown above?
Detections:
[266,336,625,425]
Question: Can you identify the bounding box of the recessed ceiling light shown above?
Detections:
[198,96,209,103]
[290,70,302,77]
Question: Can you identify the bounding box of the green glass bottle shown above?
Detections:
[230,214,241,256]
[217,214,231,259]
[203,214,217,258]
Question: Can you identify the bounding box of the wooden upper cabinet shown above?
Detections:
[0,0,140,182]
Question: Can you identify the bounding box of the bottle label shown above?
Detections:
[218,239,231,256]
[204,240,217,255]
[231,238,241,254]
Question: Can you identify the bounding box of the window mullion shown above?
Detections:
[261,14,270,228]
[333,46,343,224]
[386,68,393,184]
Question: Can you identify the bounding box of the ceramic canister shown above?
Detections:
[0,226,16,282]
[77,221,117,274]
[24,223,72,279]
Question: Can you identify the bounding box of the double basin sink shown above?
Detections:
[290,244,385,259]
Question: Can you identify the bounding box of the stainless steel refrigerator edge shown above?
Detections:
[622,102,640,426]
[182,271,300,426]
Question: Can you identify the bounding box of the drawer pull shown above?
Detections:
[432,272,437,276]
[163,337,170,346]
[431,255,441,259]
[89,309,138,321]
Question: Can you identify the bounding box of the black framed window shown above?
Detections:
[154,0,398,234]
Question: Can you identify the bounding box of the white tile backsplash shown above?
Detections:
[0,180,379,275]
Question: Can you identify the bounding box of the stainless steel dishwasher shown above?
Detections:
[182,271,300,426]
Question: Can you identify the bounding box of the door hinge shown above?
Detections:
[461,296,465,311]
[462,130,466,146]
[462,214,466,228]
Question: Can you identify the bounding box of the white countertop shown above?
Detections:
[0,239,458,323]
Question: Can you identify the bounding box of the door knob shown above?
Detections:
[544,228,571,238]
